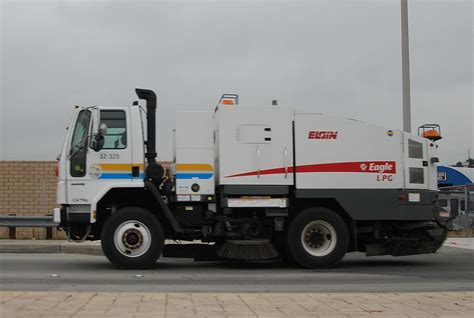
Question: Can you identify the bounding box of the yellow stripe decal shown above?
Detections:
[176,164,213,171]
[100,164,144,171]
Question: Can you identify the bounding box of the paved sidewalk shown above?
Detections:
[444,238,474,250]
[1,291,473,318]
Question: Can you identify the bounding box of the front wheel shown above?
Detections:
[286,207,349,268]
[101,207,164,269]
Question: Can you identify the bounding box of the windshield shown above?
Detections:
[69,110,91,177]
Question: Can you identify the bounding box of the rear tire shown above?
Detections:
[286,207,349,268]
[101,207,164,269]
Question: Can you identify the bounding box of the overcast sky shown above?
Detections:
[0,0,472,164]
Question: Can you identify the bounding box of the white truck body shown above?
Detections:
[173,105,437,195]
[53,89,449,269]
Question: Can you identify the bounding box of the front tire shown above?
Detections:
[286,207,349,268]
[101,207,164,269]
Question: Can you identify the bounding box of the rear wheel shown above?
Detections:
[286,207,349,268]
[101,207,164,269]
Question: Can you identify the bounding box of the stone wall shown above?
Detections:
[0,161,64,239]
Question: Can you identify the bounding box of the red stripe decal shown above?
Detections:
[225,161,396,178]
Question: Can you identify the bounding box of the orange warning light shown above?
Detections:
[422,130,441,140]
[218,94,239,107]
[418,124,442,141]
[221,99,235,105]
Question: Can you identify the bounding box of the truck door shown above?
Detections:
[66,108,134,206]
[403,134,428,189]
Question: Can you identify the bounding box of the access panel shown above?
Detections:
[215,106,294,186]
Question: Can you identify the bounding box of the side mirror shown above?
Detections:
[91,134,104,152]
[91,122,107,152]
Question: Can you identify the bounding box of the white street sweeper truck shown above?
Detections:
[53,89,450,269]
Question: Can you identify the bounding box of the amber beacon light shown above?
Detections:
[418,124,442,141]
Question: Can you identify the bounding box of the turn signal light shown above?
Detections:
[54,161,59,177]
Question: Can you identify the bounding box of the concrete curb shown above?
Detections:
[0,240,103,255]
[1,238,473,255]
[60,240,103,255]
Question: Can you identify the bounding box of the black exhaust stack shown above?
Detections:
[135,88,164,182]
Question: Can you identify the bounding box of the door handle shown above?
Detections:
[283,147,288,178]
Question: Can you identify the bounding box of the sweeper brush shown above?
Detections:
[216,239,279,260]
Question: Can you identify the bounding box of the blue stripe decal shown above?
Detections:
[99,173,144,179]
[437,166,472,186]
[176,173,213,179]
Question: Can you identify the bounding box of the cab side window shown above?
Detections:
[100,110,127,149]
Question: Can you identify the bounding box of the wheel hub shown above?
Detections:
[114,220,152,258]
[123,229,143,249]
[301,220,337,257]
[305,230,325,248]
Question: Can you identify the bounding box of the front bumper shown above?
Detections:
[52,206,90,228]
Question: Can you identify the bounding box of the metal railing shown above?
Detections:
[0,215,56,239]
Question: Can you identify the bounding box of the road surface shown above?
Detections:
[1,245,472,293]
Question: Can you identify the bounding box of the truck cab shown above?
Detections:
[56,105,146,238]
